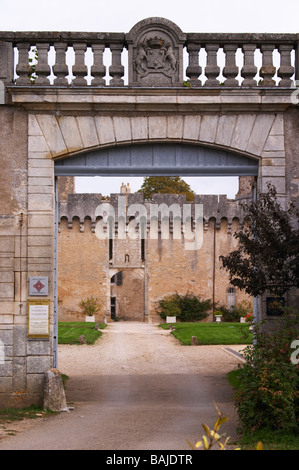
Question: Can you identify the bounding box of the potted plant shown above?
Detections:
[244,312,253,322]
[244,312,254,330]
[79,297,101,322]
[214,311,223,322]
[157,294,181,323]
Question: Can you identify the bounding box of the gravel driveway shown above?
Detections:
[0,322,245,450]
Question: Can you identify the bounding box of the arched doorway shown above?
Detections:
[54,142,259,364]
[110,270,145,321]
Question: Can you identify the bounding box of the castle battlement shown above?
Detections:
[58,191,251,233]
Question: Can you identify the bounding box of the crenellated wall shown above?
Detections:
[58,191,250,231]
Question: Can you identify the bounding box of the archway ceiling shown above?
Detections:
[54,143,258,177]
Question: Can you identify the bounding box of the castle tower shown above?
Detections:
[235,176,255,199]
[120,182,131,194]
[57,176,75,201]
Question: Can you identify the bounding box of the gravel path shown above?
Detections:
[0,322,245,450]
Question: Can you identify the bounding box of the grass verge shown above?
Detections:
[159,322,252,345]
[0,406,52,424]
[58,321,106,345]
[0,406,55,437]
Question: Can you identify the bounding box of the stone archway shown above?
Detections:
[25,109,286,366]
[110,269,145,321]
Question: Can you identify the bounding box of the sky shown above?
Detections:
[2,0,298,198]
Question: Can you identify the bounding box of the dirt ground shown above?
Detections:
[0,322,246,450]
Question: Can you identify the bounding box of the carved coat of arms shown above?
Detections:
[134,36,177,78]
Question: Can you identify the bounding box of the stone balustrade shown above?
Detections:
[0,29,298,88]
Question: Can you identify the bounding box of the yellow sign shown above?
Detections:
[27,300,50,338]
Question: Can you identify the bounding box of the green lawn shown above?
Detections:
[58,321,106,345]
[159,322,253,345]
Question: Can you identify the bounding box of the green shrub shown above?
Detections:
[157,294,181,319]
[216,305,238,322]
[234,310,299,433]
[157,293,211,322]
[78,297,102,317]
[216,300,253,322]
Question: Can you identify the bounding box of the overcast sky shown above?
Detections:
[2,0,298,198]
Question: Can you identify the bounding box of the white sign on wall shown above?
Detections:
[27,300,50,338]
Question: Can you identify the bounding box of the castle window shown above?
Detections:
[109,238,113,260]
[111,296,116,319]
[116,271,123,286]
[141,238,145,261]
[227,287,236,311]
[111,271,123,286]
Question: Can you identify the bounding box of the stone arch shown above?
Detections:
[29,112,286,199]
[31,113,275,164]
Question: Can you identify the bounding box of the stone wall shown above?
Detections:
[58,217,108,322]
[58,190,252,322]
[0,106,54,408]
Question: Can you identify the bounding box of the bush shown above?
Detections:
[78,297,102,317]
[216,305,239,322]
[157,293,211,322]
[234,310,299,433]
[157,294,181,319]
[216,300,253,322]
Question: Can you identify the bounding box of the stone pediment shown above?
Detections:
[126,17,186,87]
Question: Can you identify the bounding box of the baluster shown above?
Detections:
[186,43,202,87]
[34,43,51,85]
[278,44,294,87]
[223,44,239,86]
[260,44,276,86]
[0,41,14,84]
[109,44,124,86]
[16,43,31,85]
[204,44,220,86]
[241,44,257,87]
[91,44,106,86]
[72,43,87,86]
[53,42,69,86]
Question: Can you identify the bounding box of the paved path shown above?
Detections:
[0,322,244,450]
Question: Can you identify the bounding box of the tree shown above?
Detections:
[138,176,195,201]
[220,184,299,297]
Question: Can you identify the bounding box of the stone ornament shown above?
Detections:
[126,17,186,87]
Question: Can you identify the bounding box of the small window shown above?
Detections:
[227,287,236,311]
[116,271,123,286]
[109,238,113,260]
[141,238,145,261]
[111,296,116,319]
[111,271,123,286]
